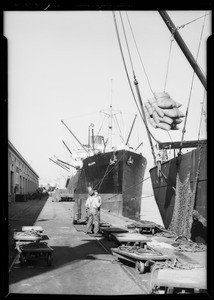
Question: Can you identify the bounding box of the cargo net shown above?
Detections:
[169,172,194,239]
[144,92,185,131]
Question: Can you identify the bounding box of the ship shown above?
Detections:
[108,10,208,243]
[58,11,209,241]
[144,11,208,243]
[74,148,147,219]
[149,139,207,243]
[62,108,147,221]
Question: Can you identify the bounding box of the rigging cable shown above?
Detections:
[179,11,207,154]
[125,11,154,96]
[163,33,174,92]
[112,114,124,143]
[112,9,156,145]
[197,90,207,142]
[176,12,211,31]
[126,11,176,148]
[163,26,175,148]
[104,175,151,202]
[118,11,157,164]
[94,114,107,145]
[112,11,144,123]
[94,152,126,191]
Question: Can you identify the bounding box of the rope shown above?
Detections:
[94,151,126,191]
[112,11,160,146]
[118,11,157,164]
[104,175,151,202]
[191,144,204,208]
[163,36,174,92]
[179,12,207,154]
[197,90,207,142]
[112,12,143,120]
[94,114,107,145]
[112,114,124,143]
[94,159,113,191]
[125,11,177,151]
[150,257,195,293]
[119,11,135,77]
[125,11,154,95]
[176,12,211,31]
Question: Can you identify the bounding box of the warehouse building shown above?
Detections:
[8,140,39,202]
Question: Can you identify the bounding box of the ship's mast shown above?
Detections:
[108,104,113,149]
[158,10,207,90]
[109,79,113,149]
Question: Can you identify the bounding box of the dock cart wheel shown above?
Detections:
[135,261,145,274]
[47,253,53,266]
[19,253,26,265]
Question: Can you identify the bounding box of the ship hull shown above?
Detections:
[74,149,147,221]
[149,144,207,242]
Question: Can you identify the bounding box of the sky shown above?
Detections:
[4,10,211,192]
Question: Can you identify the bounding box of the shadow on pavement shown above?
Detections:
[9,238,116,285]
[8,197,49,267]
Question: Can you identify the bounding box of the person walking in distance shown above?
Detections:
[85,188,102,236]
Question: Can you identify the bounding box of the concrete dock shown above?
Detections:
[8,196,150,295]
[7,195,207,296]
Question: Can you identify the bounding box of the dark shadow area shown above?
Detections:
[191,219,207,244]
[8,197,49,267]
[9,236,118,285]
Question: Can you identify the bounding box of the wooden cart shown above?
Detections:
[111,232,152,248]
[127,223,157,235]
[13,231,42,249]
[18,242,54,266]
[111,245,172,274]
[150,266,207,294]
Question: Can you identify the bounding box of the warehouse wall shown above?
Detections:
[8,140,39,202]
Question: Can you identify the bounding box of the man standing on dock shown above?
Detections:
[85,189,102,236]
[94,190,102,223]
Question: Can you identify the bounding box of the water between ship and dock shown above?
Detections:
[7,195,206,295]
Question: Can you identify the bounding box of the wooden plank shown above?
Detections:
[21,246,53,253]
[22,226,43,232]
[127,223,156,229]
[152,267,206,289]
[111,247,171,261]
[101,227,129,234]
[112,232,151,243]
[173,251,200,267]
[14,232,42,241]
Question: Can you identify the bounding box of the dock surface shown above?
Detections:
[8,197,149,295]
[7,196,207,295]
